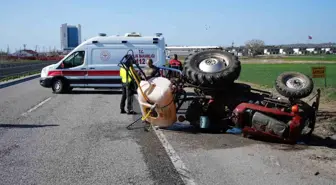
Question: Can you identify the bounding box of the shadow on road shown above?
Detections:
[125,116,148,131]
[164,122,201,134]
[249,133,336,150]
[64,90,122,95]
[159,122,259,150]
[0,124,59,128]
[306,134,336,149]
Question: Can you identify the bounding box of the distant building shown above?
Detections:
[60,23,82,51]
[263,43,336,55]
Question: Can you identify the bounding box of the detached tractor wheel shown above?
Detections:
[275,72,314,99]
[183,50,241,87]
[52,78,66,94]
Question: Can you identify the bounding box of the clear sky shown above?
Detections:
[0,0,335,51]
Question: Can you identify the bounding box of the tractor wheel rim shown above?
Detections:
[285,77,306,89]
[199,58,227,73]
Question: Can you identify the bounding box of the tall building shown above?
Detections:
[60,23,82,51]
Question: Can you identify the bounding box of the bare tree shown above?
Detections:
[245,39,265,57]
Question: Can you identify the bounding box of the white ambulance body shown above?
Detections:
[39,32,166,93]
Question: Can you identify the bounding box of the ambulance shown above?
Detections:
[39,32,166,93]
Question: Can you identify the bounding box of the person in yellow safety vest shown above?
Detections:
[119,66,136,115]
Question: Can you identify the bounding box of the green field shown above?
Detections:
[173,55,336,63]
[239,63,336,100]
[281,55,336,61]
[245,55,336,61]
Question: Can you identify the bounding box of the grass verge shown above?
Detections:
[240,55,336,61]
[0,59,45,64]
[169,54,336,62]
[239,63,336,100]
[282,55,336,61]
[0,71,40,82]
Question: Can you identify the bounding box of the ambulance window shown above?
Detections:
[73,51,85,66]
[62,51,85,68]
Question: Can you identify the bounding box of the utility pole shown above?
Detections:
[23,44,26,50]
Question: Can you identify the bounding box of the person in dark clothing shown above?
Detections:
[169,54,182,70]
[119,66,136,115]
[143,58,160,80]
[168,54,182,78]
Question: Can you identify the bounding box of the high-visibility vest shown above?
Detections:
[120,67,132,83]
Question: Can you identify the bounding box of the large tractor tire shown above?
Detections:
[183,50,241,88]
[275,72,314,99]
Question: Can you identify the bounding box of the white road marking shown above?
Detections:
[153,127,197,185]
[134,95,197,185]
[21,97,52,116]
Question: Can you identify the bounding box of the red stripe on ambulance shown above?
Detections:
[47,70,120,77]
[62,71,87,76]
[47,71,62,76]
[87,71,120,76]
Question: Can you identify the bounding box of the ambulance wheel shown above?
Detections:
[183,50,241,88]
[52,78,65,94]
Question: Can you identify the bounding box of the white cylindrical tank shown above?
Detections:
[137,77,177,128]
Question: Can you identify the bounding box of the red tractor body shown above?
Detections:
[233,103,303,143]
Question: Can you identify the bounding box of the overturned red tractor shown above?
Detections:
[168,50,320,143]
[119,49,320,144]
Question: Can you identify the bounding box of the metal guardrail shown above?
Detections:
[0,62,55,80]
[0,61,56,68]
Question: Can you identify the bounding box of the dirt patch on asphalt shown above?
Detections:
[315,104,336,137]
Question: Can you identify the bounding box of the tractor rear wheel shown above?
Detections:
[183,50,241,88]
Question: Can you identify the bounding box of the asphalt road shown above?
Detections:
[0,78,335,185]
